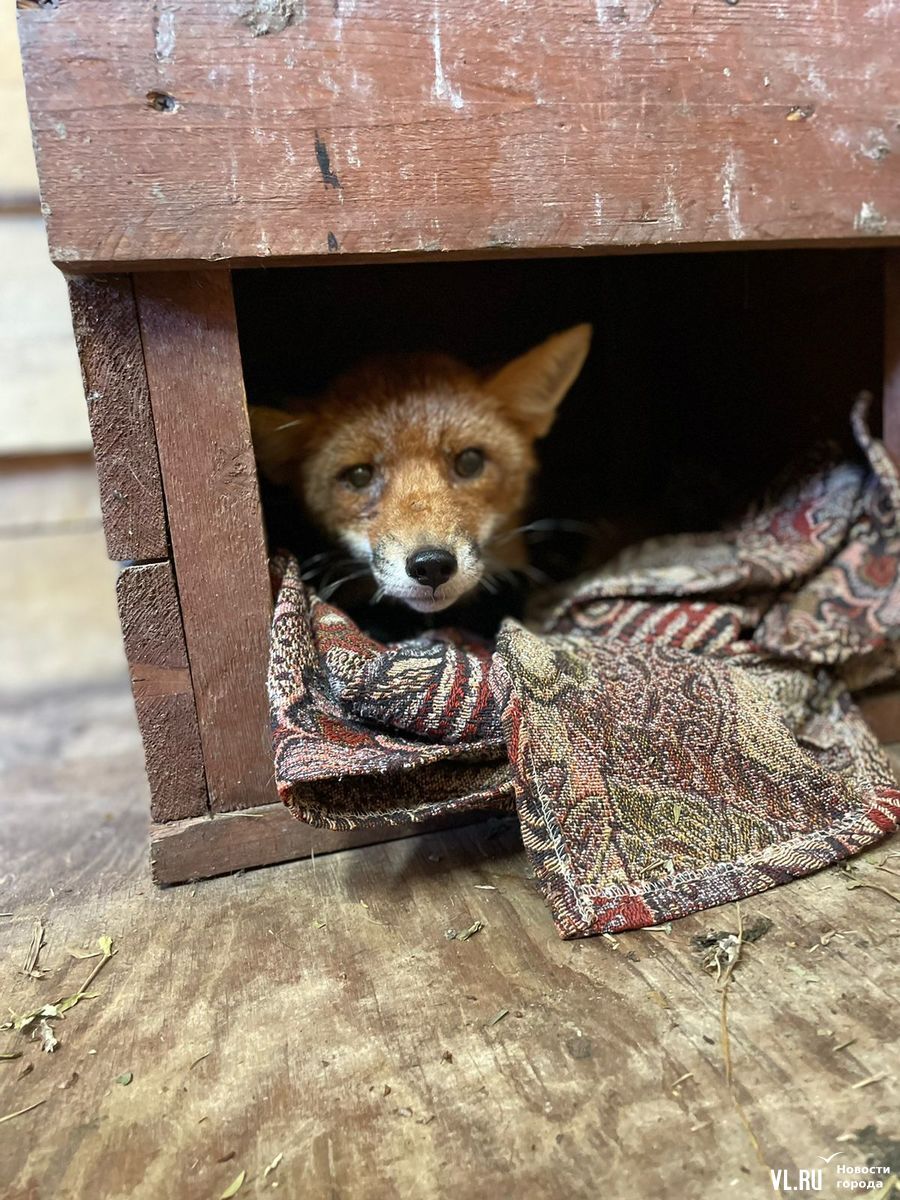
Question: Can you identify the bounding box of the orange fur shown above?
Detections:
[251,325,591,612]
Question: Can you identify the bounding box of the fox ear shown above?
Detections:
[249,405,312,486]
[487,323,592,438]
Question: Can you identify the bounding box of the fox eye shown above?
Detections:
[340,463,374,490]
[454,448,485,479]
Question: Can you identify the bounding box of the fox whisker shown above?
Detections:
[481,560,549,588]
[300,549,337,570]
[516,563,551,585]
[304,555,359,583]
[486,517,606,548]
[252,324,592,616]
[319,561,366,584]
[489,565,518,587]
[318,570,371,601]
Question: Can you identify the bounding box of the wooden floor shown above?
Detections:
[1,462,899,1200]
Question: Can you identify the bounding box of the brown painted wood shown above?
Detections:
[18,1,900,270]
[67,275,168,561]
[117,562,208,822]
[885,249,900,466]
[134,270,274,813]
[150,804,483,886]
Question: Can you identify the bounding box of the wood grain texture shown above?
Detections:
[1,675,898,1199]
[117,562,208,822]
[1,529,899,1198]
[885,249,900,465]
[67,274,168,561]
[17,0,900,270]
[151,804,481,885]
[134,270,274,812]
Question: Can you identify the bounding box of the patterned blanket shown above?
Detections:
[268,401,900,938]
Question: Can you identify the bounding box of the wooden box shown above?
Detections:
[17,1,900,883]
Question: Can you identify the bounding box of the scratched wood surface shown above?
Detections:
[134,270,274,813]
[16,0,900,270]
[1,683,899,1199]
[1,461,899,1200]
[67,275,169,563]
[117,562,208,823]
[150,804,488,885]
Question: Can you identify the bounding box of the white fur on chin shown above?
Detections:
[402,591,460,613]
[364,538,483,613]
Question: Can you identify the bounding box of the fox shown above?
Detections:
[250,323,592,619]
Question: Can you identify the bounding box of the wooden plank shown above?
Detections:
[117,562,208,823]
[134,270,274,812]
[17,0,900,270]
[885,249,900,465]
[67,274,168,561]
[150,804,481,885]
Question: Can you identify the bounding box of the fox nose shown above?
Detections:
[406,546,458,590]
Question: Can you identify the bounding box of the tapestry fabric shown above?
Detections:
[268,401,900,938]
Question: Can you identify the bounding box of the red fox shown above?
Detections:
[250,324,592,615]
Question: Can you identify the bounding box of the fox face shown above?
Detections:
[251,324,591,613]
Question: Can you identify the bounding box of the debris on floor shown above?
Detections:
[22,919,46,979]
[455,920,485,942]
[692,916,774,981]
